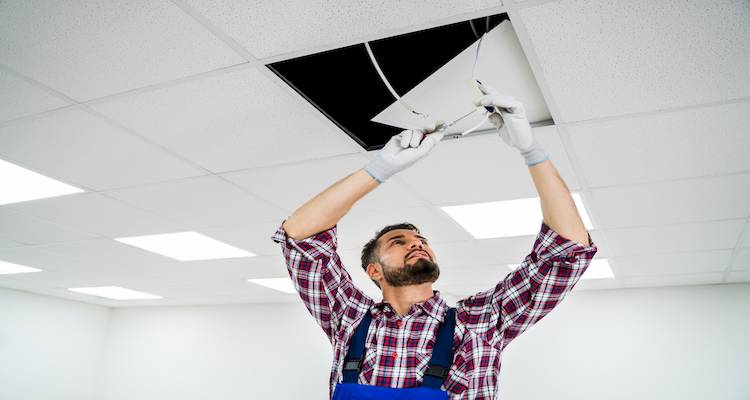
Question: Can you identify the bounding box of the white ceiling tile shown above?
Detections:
[567,102,750,187]
[0,109,208,191]
[105,175,287,228]
[741,225,750,248]
[199,221,287,257]
[7,192,188,238]
[588,174,750,229]
[5,264,165,289]
[0,238,22,248]
[730,248,750,271]
[336,206,475,251]
[222,154,428,214]
[0,69,70,123]
[518,0,750,121]
[622,272,726,289]
[0,208,97,245]
[397,126,579,205]
[90,67,359,173]
[615,249,732,277]
[0,245,81,272]
[183,0,502,58]
[725,270,750,283]
[0,0,244,101]
[571,278,621,292]
[433,236,534,269]
[33,239,174,269]
[602,220,746,257]
[142,255,287,285]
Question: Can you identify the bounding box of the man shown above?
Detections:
[272,90,598,399]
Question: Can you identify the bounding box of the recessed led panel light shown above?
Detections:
[441,193,593,239]
[508,258,613,280]
[0,158,84,205]
[68,286,162,300]
[248,278,296,294]
[0,260,42,275]
[115,231,256,261]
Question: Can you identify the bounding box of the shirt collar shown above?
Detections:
[372,290,448,323]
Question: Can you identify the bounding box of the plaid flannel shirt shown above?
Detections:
[272,221,597,399]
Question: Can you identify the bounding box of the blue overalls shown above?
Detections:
[332,307,456,400]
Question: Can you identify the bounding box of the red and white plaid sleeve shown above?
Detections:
[272,222,370,343]
[456,221,598,349]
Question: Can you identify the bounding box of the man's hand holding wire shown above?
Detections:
[363,124,444,183]
[474,84,548,167]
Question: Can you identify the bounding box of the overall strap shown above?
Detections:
[421,307,457,390]
[342,311,373,383]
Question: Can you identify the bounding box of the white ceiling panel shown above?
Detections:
[622,273,726,289]
[5,264,166,289]
[7,192,188,238]
[518,0,750,122]
[567,102,750,187]
[0,68,70,123]
[104,175,287,228]
[336,206,475,251]
[0,238,22,248]
[615,249,732,277]
[397,126,579,205]
[726,271,750,283]
[730,248,750,271]
[0,245,82,273]
[221,154,428,214]
[741,226,750,248]
[182,0,502,59]
[0,208,98,246]
[33,239,174,269]
[141,255,288,285]
[0,109,208,191]
[0,0,244,101]
[199,221,287,257]
[91,67,358,173]
[588,174,750,229]
[602,220,746,257]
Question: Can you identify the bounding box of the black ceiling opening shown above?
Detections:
[268,13,509,151]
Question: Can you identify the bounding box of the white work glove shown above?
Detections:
[474,84,548,166]
[363,124,445,183]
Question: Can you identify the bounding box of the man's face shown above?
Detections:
[370,229,440,287]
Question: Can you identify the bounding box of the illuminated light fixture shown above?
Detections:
[441,193,593,239]
[248,278,296,294]
[0,158,84,205]
[115,231,255,261]
[508,259,613,280]
[0,260,42,275]
[68,286,162,300]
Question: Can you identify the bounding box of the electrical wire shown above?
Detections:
[364,42,427,118]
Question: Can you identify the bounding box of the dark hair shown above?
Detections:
[360,222,420,288]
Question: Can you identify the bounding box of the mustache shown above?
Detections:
[406,250,430,261]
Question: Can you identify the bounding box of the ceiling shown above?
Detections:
[0,0,748,308]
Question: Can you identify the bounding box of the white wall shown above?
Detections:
[0,288,110,400]
[2,284,748,400]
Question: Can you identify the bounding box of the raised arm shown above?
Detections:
[283,126,444,240]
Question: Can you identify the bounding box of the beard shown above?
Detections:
[381,256,440,287]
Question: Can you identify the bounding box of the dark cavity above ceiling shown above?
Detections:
[268,13,509,151]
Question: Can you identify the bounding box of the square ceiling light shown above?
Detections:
[441,193,593,239]
[509,259,613,280]
[0,260,42,275]
[248,278,296,294]
[0,158,84,205]
[115,231,255,261]
[68,286,162,300]
[269,13,551,150]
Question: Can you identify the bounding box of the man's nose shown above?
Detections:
[409,240,425,249]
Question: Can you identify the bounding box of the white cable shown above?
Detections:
[460,112,489,136]
[364,42,427,118]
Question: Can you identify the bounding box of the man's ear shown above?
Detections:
[366,263,382,281]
